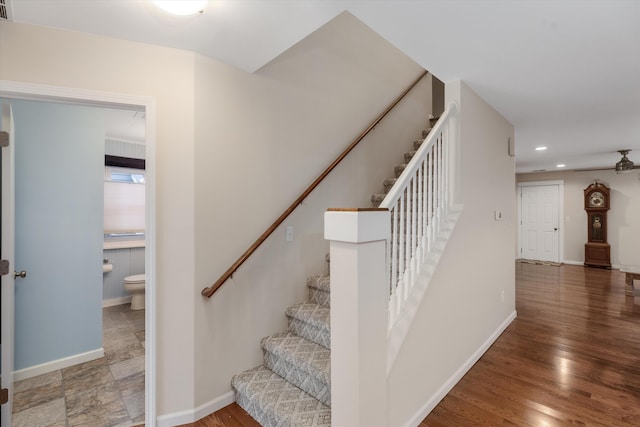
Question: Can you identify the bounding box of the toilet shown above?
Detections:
[124,274,146,310]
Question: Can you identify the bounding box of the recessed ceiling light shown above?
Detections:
[557,164,566,168]
[535,146,547,151]
[153,1,206,16]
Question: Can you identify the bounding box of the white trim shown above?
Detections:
[102,296,133,308]
[13,348,104,381]
[324,210,390,243]
[387,206,463,374]
[563,259,584,266]
[402,310,517,427]
[103,240,146,250]
[156,391,235,427]
[517,180,564,264]
[0,80,157,427]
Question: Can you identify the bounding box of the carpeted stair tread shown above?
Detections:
[421,127,433,138]
[384,178,397,192]
[232,365,331,427]
[404,150,418,163]
[306,275,330,307]
[371,193,387,207]
[262,332,331,406]
[394,164,407,178]
[286,303,331,349]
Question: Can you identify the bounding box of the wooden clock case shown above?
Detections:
[584,182,611,268]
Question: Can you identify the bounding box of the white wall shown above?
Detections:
[386,81,516,426]
[517,170,640,269]
[0,21,197,416]
[1,12,435,421]
[192,11,431,409]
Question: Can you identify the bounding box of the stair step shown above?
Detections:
[371,193,386,208]
[307,275,330,307]
[262,332,331,406]
[232,365,331,427]
[286,303,331,349]
[421,127,432,138]
[404,150,417,164]
[394,163,407,178]
[384,178,397,193]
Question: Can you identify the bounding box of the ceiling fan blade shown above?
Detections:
[572,166,615,172]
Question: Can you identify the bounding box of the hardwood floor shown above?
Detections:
[187,263,640,426]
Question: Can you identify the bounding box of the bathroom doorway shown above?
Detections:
[0,82,156,427]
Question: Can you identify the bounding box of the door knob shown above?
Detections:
[554,227,558,231]
[14,270,27,279]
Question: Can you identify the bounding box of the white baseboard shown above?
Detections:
[102,296,132,308]
[14,348,104,381]
[403,310,517,427]
[156,391,235,427]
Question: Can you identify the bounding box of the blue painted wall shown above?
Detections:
[12,100,104,370]
[103,247,145,301]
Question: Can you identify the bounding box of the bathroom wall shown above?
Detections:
[102,138,146,305]
[103,247,145,305]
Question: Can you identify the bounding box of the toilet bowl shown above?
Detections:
[124,274,145,310]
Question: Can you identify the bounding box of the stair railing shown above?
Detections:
[379,102,458,329]
[202,70,429,298]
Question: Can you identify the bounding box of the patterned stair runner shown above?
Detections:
[231,125,432,426]
[231,275,331,426]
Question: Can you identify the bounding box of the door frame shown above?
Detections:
[1,100,16,426]
[517,180,564,264]
[0,80,157,427]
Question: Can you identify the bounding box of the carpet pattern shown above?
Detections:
[233,365,331,427]
[262,333,331,406]
[232,275,332,426]
[285,303,331,350]
[306,275,330,308]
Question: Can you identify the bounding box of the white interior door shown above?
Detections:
[1,100,15,427]
[520,184,560,262]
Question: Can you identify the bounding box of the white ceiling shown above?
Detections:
[7,0,640,173]
[104,109,146,143]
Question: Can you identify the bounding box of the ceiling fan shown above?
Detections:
[575,150,639,173]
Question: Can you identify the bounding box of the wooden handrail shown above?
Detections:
[202,70,429,298]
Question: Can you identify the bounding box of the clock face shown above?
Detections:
[589,191,605,207]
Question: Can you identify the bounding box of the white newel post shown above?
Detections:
[324,208,390,427]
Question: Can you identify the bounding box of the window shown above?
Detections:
[104,165,145,240]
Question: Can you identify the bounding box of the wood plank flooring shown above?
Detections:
[184,263,640,426]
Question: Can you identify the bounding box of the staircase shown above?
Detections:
[231,275,332,426]
[371,127,433,208]
[231,126,435,426]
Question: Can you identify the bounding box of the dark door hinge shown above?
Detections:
[0,130,9,147]
[0,388,8,405]
[0,259,9,276]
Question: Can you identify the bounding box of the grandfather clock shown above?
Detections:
[584,182,611,268]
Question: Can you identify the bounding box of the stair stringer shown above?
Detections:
[386,204,464,374]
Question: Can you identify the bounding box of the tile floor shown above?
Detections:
[12,304,145,427]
